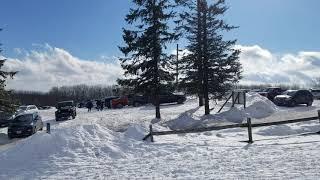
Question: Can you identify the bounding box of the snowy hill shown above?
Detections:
[1,93,320,179]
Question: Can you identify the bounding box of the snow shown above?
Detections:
[1,94,320,179]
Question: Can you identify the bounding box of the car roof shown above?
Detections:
[16,111,38,117]
[285,90,297,92]
[58,100,74,103]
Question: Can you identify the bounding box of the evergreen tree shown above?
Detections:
[178,0,242,114]
[0,28,18,113]
[203,0,242,114]
[177,0,206,106]
[118,0,179,119]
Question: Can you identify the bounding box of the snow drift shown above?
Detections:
[165,93,278,129]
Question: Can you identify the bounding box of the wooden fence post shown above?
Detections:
[247,118,253,143]
[149,124,154,142]
[46,123,50,134]
[317,110,320,134]
[232,92,236,107]
[243,92,246,109]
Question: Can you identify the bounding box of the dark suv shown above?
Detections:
[274,90,314,107]
[55,101,77,121]
[258,87,286,101]
[7,112,43,139]
[128,93,186,106]
[128,95,149,107]
[158,93,186,104]
[0,111,14,128]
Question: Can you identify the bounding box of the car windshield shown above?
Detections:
[282,90,297,96]
[18,106,27,110]
[13,114,33,123]
[58,102,73,107]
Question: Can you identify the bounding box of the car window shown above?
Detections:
[19,106,28,110]
[283,90,297,96]
[13,114,33,123]
[58,102,73,108]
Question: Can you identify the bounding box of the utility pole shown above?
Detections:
[176,44,179,87]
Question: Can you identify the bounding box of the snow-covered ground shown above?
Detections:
[1,93,320,179]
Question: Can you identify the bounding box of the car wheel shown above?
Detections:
[117,104,123,109]
[33,127,37,134]
[307,101,313,106]
[177,99,184,104]
[133,102,141,107]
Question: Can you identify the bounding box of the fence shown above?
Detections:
[143,110,320,143]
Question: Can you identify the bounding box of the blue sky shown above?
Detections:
[1,0,319,60]
[1,0,320,91]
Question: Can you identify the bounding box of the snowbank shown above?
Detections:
[245,92,278,119]
[164,93,278,129]
[124,124,147,140]
[0,124,129,172]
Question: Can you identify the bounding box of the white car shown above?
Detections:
[16,105,39,115]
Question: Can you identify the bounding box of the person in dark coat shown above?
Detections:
[100,101,104,111]
[96,100,101,111]
[86,101,93,112]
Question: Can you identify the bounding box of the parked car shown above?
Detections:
[274,90,313,107]
[15,105,38,115]
[310,89,320,100]
[7,112,43,139]
[258,87,286,101]
[128,94,149,107]
[77,102,86,108]
[55,101,77,121]
[111,96,129,108]
[105,96,120,108]
[0,111,14,128]
[147,93,186,105]
[158,93,186,104]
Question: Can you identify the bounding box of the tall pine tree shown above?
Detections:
[118,0,179,119]
[177,0,205,106]
[178,0,242,115]
[0,28,18,113]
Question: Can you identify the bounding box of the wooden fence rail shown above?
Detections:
[143,110,320,143]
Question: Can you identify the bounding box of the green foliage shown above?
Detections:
[178,0,242,99]
[0,28,18,113]
[118,0,179,96]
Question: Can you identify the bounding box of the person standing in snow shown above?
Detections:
[86,100,93,112]
[100,100,104,111]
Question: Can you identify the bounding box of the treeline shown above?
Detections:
[12,84,116,106]
[235,84,304,91]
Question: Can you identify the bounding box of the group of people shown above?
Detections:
[85,99,104,112]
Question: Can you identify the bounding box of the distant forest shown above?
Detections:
[11,83,310,107]
[12,84,117,106]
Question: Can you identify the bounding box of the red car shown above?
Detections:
[111,96,129,108]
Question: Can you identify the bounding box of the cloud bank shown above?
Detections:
[2,44,320,92]
[3,45,123,91]
[236,45,320,86]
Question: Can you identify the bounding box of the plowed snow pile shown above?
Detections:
[165,93,278,129]
[220,92,278,123]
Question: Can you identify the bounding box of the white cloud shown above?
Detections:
[3,44,123,92]
[236,45,320,86]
